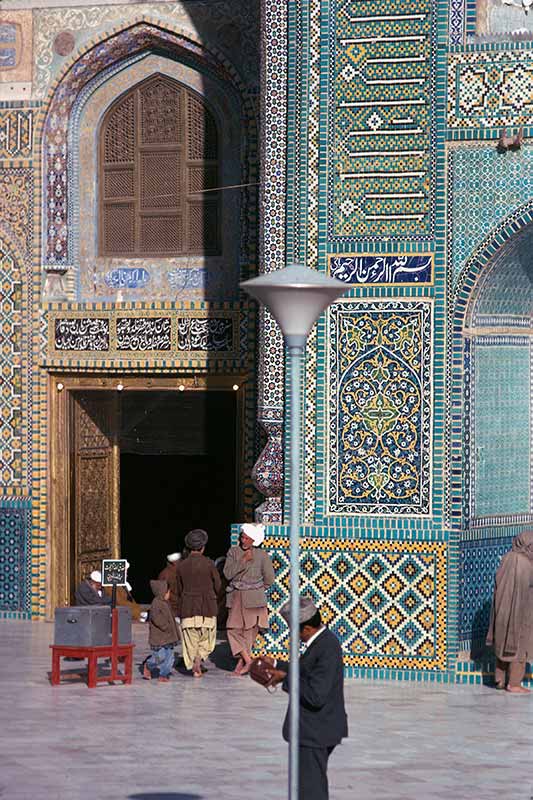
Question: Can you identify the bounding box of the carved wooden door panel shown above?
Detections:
[71,392,120,592]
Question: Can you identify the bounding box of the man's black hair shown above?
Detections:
[299,609,322,632]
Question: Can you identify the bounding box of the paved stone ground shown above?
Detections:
[1,621,533,800]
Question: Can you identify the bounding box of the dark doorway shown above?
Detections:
[119,390,237,602]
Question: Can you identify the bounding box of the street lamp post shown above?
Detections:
[240,263,349,800]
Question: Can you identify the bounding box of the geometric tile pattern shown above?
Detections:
[258,537,447,670]
[0,505,30,613]
[448,51,533,129]
[0,110,33,159]
[327,301,432,515]
[0,244,23,487]
[330,0,436,240]
[449,145,533,281]
[459,534,513,651]
[448,0,466,45]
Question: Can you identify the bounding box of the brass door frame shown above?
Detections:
[48,372,247,618]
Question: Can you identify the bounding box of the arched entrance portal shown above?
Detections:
[457,223,533,656]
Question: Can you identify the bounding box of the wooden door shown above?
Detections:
[70,392,120,592]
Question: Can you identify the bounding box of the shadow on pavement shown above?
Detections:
[129,794,202,799]
[208,640,235,672]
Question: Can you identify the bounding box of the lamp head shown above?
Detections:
[240,263,349,346]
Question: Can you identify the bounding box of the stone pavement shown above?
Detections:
[1,621,533,800]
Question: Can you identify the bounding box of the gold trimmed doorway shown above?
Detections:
[49,373,246,613]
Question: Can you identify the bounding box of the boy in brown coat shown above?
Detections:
[176,529,221,677]
[143,579,179,683]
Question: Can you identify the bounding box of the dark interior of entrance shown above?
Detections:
[120,391,237,602]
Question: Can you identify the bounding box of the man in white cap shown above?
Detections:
[74,570,112,606]
[263,595,348,800]
[158,552,181,620]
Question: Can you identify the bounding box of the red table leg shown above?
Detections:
[124,648,133,684]
[87,654,97,688]
[51,649,61,686]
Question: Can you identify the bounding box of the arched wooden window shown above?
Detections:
[99,75,220,257]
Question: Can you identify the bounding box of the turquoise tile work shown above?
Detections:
[450,145,533,282]
[473,342,531,518]
[330,0,437,242]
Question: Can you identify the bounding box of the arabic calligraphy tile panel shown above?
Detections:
[328,300,432,516]
[448,52,533,129]
[329,254,433,286]
[330,0,436,242]
[0,505,30,613]
[258,536,447,670]
[0,12,32,83]
[177,317,233,353]
[46,309,241,362]
[54,318,110,351]
[116,317,171,351]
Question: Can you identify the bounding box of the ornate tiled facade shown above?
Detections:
[0,0,531,687]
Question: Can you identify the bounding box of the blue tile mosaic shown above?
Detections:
[474,342,531,518]
[327,300,432,516]
[450,146,533,281]
[329,0,437,242]
[0,504,30,614]
[459,534,513,650]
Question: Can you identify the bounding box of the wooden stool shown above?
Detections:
[50,643,135,687]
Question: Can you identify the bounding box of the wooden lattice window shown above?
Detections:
[99,75,220,257]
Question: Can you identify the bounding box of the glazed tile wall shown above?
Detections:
[458,533,511,651]
[257,533,447,672]
[330,0,437,243]
[0,502,32,617]
[327,300,433,516]
[449,145,533,282]
[448,50,533,130]
[474,341,531,518]
[0,5,263,618]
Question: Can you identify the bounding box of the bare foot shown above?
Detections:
[192,656,203,678]
[233,657,245,675]
[506,685,530,694]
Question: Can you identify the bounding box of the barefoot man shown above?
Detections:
[224,523,274,675]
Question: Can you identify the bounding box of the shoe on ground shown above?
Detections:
[158,676,171,683]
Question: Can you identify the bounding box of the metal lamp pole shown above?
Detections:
[241,263,348,800]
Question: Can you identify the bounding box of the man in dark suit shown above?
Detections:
[266,596,348,800]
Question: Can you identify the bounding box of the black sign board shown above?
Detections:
[101,559,128,587]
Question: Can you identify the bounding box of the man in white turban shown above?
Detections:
[75,570,112,606]
[223,523,275,675]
